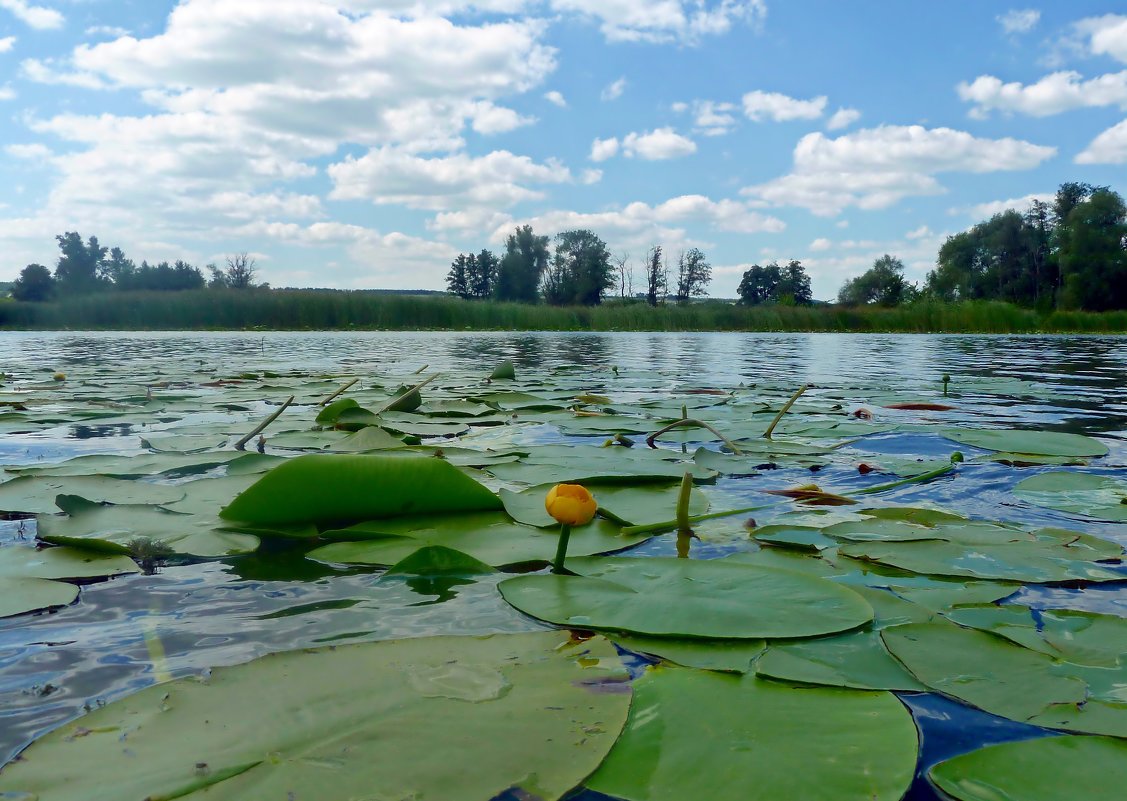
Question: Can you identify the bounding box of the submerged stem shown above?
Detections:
[675,471,693,533]
[646,418,743,455]
[317,378,358,407]
[234,395,293,451]
[552,523,573,574]
[763,383,811,440]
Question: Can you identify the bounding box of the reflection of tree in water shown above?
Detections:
[553,335,610,372]
[69,423,135,439]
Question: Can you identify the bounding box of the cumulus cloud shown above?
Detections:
[85,25,131,38]
[810,237,832,251]
[825,107,860,130]
[958,70,1127,118]
[743,90,827,122]
[675,99,739,136]
[550,0,766,44]
[957,192,1052,218]
[543,89,567,107]
[0,84,15,101]
[0,0,63,30]
[601,76,627,101]
[328,147,573,210]
[0,35,15,52]
[5,142,50,159]
[1076,14,1127,64]
[589,136,620,162]
[621,128,697,160]
[997,9,1039,36]
[744,125,1057,216]
[1076,118,1127,164]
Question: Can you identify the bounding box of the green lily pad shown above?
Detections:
[382,546,496,577]
[323,426,407,452]
[487,444,714,486]
[756,630,927,691]
[220,455,502,527]
[752,525,837,551]
[1014,471,1127,522]
[0,576,79,618]
[929,735,1127,801]
[944,428,1109,458]
[0,632,631,801]
[587,667,917,801]
[501,482,709,528]
[0,544,139,579]
[610,634,766,673]
[0,475,186,514]
[945,605,1127,667]
[311,511,650,568]
[882,622,1127,737]
[499,557,874,639]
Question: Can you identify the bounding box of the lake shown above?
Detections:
[1,331,1125,801]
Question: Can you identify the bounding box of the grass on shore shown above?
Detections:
[1,290,1125,333]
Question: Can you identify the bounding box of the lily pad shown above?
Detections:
[0,544,139,579]
[499,557,874,639]
[610,634,766,673]
[586,667,917,801]
[501,482,709,528]
[0,632,631,801]
[487,444,714,486]
[0,576,79,618]
[929,736,1127,801]
[220,455,502,527]
[944,605,1127,667]
[1014,471,1127,522]
[943,428,1109,458]
[756,630,927,691]
[0,476,186,515]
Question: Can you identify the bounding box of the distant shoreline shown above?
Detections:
[1,290,1124,334]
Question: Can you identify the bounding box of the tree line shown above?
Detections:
[836,182,1127,311]
[446,226,712,306]
[9,232,264,302]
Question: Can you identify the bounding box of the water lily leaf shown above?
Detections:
[323,426,407,452]
[220,455,502,527]
[488,360,516,380]
[419,400,497,418]
[1014,471,1127,522]
[862,506,967,525]
[5,451,245,479]
[487,445,713,486]
[751,525,837,551]
[499,557,874,639]
[977,452,1088,467]
[945,605,1127,667]
[0,577,78,618]
[501,482,709,528]
[0,632,631,801]
[756,630,927,691]
[311,511,649,568]
[882,622,1127,737]
[610,634,766,673]
[0,475,185,514]
[929,735,1127,801]
[0,544,139,579]
[264,429,351,450]
[383,545,495,576]
[314,397,358,424]
[764,484,857,506]
[823,518,939,542]
[586,667,917,801]
[38,500,260,557]
[141,433,230,453]
[944,428,1109,458]
[370,412,469,438]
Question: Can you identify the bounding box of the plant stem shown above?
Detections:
[853,463,955,495]
[317,378,357,407]
[375,374,438,415]
[763,383,811,440]
[621,504,770,537]
[675,471,693,533]
[646,418,743,454]
[234,395,293,451]
[552,523,572,574]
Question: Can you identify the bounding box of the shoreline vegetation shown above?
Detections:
[1,290,1124,333]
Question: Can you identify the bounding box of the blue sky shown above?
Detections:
[1,1,1126,299]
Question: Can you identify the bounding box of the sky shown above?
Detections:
[1,1,1126,300]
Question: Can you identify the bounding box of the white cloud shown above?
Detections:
[1076,118,1127,164]
[601,76,627,101]
[328,147,573,210]
[810,237,832,251]
[743,90,827,122]
[0,35,15,52]
[621,127,696,160]
[206,191,324,220]
[0,84,15,101]
[5,142,50,159]
[543,89,567,107]
[1076,14,1127,64]
[676,99,738,136]
[549,0,766,44]
[997,9,1039,36]
[468,101,536,134]
[85,25,131,38]
[958,70,1127,118]
[825,107,860,130]
[959,192,1052,218]
[744,125,1057,216]
[589,136,620,162]
[905,225,932,240]
[0,0,63,30]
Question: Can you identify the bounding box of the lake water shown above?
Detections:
[0,331,1125,800]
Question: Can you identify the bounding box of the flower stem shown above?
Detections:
[552,523,573,574]
[763,383,811,440]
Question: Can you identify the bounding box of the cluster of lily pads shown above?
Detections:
[0,356,1124,800]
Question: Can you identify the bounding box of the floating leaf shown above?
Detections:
[1014,471,1127,522]
[383,545,496,576]
[499,557,873,639]
[0,475,185,514]
[0,632,630,801]
[586,667,917,801]
[0,577,78,618]
[488,361,515,380]
[487,444,714,486]
[0,544,139,579]
[945,604,1127,667]
[610,634,765,673]
[944,428,1109,458]
[929,736,1127,801]
[220,455,502,527]
[756,630,926,691]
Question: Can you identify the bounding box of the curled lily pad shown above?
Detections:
[499,557,873,639]
[586,667,917,801]
[0,632,631,801]
[1014,471,1127,522]
[929,736,1127,801]
[220,455,502,527]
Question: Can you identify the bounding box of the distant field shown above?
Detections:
[1,290,1125,333]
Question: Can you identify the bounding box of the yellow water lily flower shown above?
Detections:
[545,483,597,526]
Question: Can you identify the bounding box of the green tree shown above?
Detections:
[777,260,813,305]
[446,254,472,300]
[11,263,54,302]
[495,225,549,303]
[838,255,909,306]
[645,245,666,307]
[737,262,781,305]
[544,229,612,306]
[1058,188,1127,311]
[54,232,108,294]
[674,248,712,302]
[468,249,499,299]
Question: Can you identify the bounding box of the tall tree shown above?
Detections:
[614,253,634,299]
[1058,188,1127,311]
[224,252,258,289]
[468,249,498,299]
[54,232,108,293]
[674,248,712,302]
[737,262,781,305]
[777,260,812,305]
[494,225,549,303]
[645,245,665,307]
[11,263,54,302]
[446,254,472,299]
[544,229,612,306]
[838,255,909,306]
